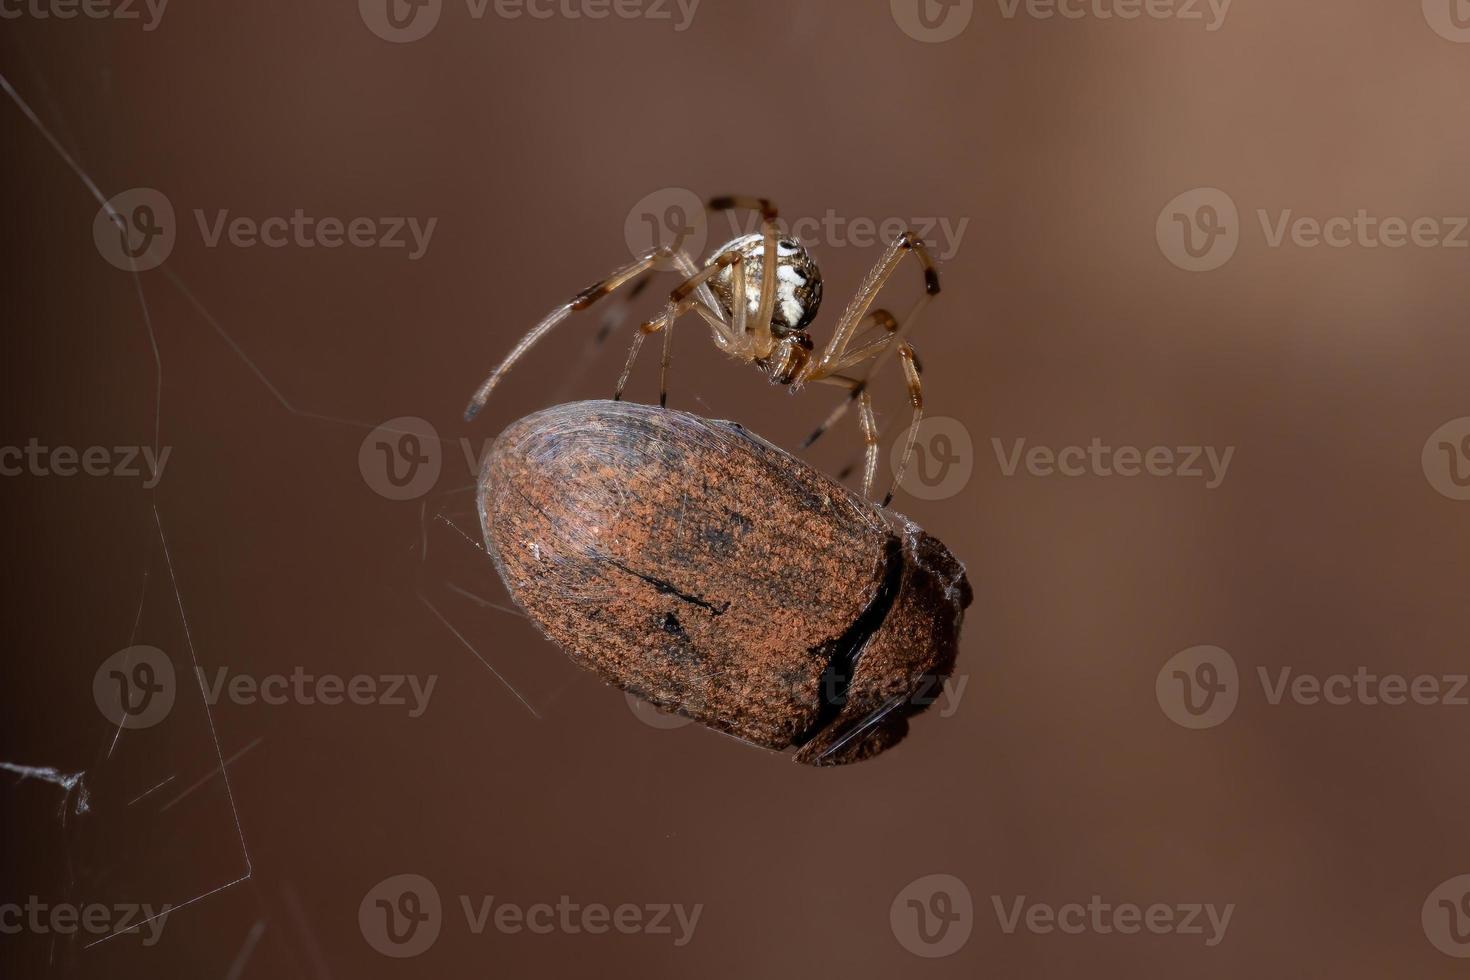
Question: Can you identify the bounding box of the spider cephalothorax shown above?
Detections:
[465,195,940,506]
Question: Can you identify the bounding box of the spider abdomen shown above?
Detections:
[706,233,823,336]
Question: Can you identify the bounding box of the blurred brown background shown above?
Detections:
[2,1,1468,976]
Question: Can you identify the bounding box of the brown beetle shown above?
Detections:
[479,400,971,765]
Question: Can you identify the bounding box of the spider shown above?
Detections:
[464,195,941,506]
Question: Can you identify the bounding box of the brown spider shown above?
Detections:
[464,195,941,506]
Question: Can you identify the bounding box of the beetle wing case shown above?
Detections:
[478,400,971,766]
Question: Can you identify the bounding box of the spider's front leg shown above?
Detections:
[799,229,940,505]
[708,195,782,358]
[812,230,940,379]
[465,248,673,420]
[613,249,748,406]
[798,229,939,447]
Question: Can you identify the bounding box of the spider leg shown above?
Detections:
[885,341,925,507]
[592,275,652,346]
[592,247,727,351]
[809,230,940,379]
[799,309,897,450]
[546,275,656,403]
[613,249,746,404]
[708,195,780,358]
[857,387,881,501]
[667,247,738,349]
[465,248,670,420]
[825,344,925,506]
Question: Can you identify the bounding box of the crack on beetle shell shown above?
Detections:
[793,535,906,748]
